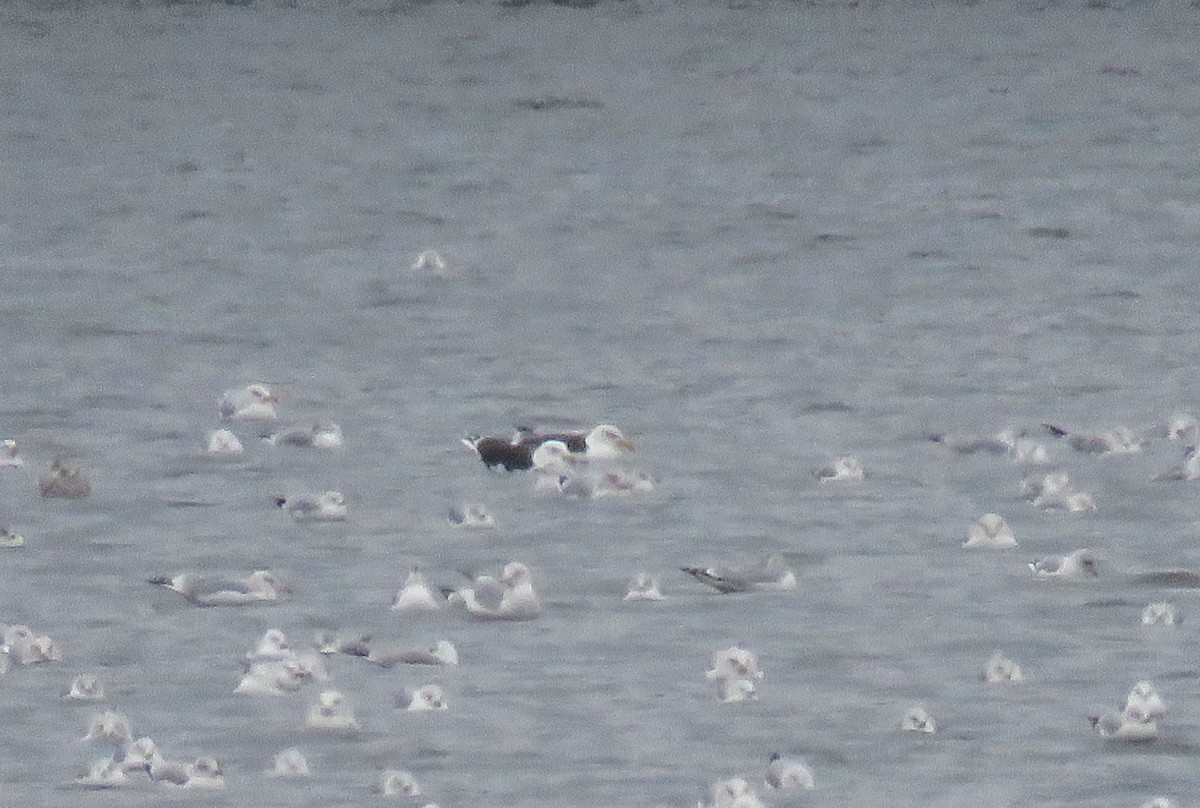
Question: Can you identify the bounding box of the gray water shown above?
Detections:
[2,0,1200,805]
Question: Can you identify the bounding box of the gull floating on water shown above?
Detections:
[983,651,1024,683]
[447,561,541,620]
[149,756,225,789]
[366,639,459,668]
[84,710,134,744]
[706,646,764,682]
[220,384,278,421]
[266,748,311,779]
[67,674,105,701]
[963,513,1017,549]
[306,689,360,732]
[698,776,766,808]
[682,554,796,593]
[463,424,633,471]
[1043,423,1144,456]
[1141,602,1181,626]
[376,768,422,797]
[448,502,495,528]
[815,455,864,482]
[314,630,372,657]
[37,457,91,499]
[149,569,289,606]
[1,439,24,468]
[411,248,447,275]
[3,625,61,664]
[928,429,1021,455]
[624,572,666,602]
[204,428,244,455]
[398,684,448,712]
[1029,549,1099,579]
[235,659,314,696]
[765,752,815,790]
[1021,470,1096,511]
[901,705,936,733]
[245,629,292,664]
[265,421,344,449]
[1166,413,1197,444]
[1090,711,1158,742]
[0,526,25,548]
[1154,446,1200,482]
[1124,681,1167,722]
[275,490,347,521]
[391,569,443,613]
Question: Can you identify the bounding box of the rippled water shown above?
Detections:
[3,1,1200,806]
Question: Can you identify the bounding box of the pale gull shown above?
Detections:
[67,674,105,701]
[963,513,1017,549]
[305,689,359,731]
[1,439,24,468]
[815,455,864,482]
[265,421,344,449]
[448,502,495,528]
[983,651,1025,683]
[411,248,447,275]
[149,756,225,789]
[901,705,936,733]
[220,384,278,421]
[376,768,422,797]
[1141,602,1181,626]
[928,429,1020,455]
[204,428,244,455]
[624,572,666,602]
[84,710,133,744]
[705,646,764,682]
[235,659,314,696]
[398,684,448,712]
[764,752,815,790]
[1124,681,1167,722]
[715,676,758,704]
[682,554,796,593]
[150,569,289,606]
[391,569,443,613]
[366,639,459,668]
[698,776,766,808]
[275,490,347,521]
[1090,711,1158,742]
[1043,423,1144,456]
[447,561,541,621]
[1029,549,1099,579]
[266,748,311,779]
[0,525,25,548]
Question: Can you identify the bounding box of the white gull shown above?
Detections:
[963,513,1017,549]
[391,569,443,613]
[220,384,278,421]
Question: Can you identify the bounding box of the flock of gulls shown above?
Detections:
[3,376,1199,806]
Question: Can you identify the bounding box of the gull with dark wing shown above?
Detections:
[149,569,289,606]
[682,554,796,593]
[1029,549,1099,579]
[265,421,344,449]
[275,490,347,521]
[447,561,541,620]
[1042,423,1145,456]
